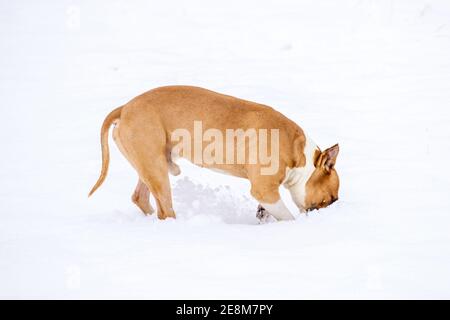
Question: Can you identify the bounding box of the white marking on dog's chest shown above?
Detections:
[283,134,319,211]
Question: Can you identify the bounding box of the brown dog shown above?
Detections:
[89,86,339,221]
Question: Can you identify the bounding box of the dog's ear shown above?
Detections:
[320,144,339,173]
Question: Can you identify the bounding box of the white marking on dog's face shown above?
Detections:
[283,135,319,212]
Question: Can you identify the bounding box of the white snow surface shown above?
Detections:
[1,0,450,299]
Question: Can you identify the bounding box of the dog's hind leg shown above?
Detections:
[117,110,176,220]
[113,123,155,215]
[132,179,154,215]
[166,147,181,176]
[138,163,176,220]
[168,162,181,176]
[124,139,176,220]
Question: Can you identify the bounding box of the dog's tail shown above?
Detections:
[88,106,123,197]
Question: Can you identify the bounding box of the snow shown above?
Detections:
[1,0,450,299]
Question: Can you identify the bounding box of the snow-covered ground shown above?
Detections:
[1,0,450,299]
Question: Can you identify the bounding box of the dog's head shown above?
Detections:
[304,144,340,212]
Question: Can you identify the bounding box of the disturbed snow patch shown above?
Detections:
[172,177,258,225]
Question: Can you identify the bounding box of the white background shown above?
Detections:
[1,0,449,298]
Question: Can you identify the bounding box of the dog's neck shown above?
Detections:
[283,134,319,211]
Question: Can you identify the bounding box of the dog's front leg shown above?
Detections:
[256,204,270,223]
[259,200,295,221]
[250,180,295,222]
[249,170,295,221]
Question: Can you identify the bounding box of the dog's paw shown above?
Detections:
[256,204,270,224]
